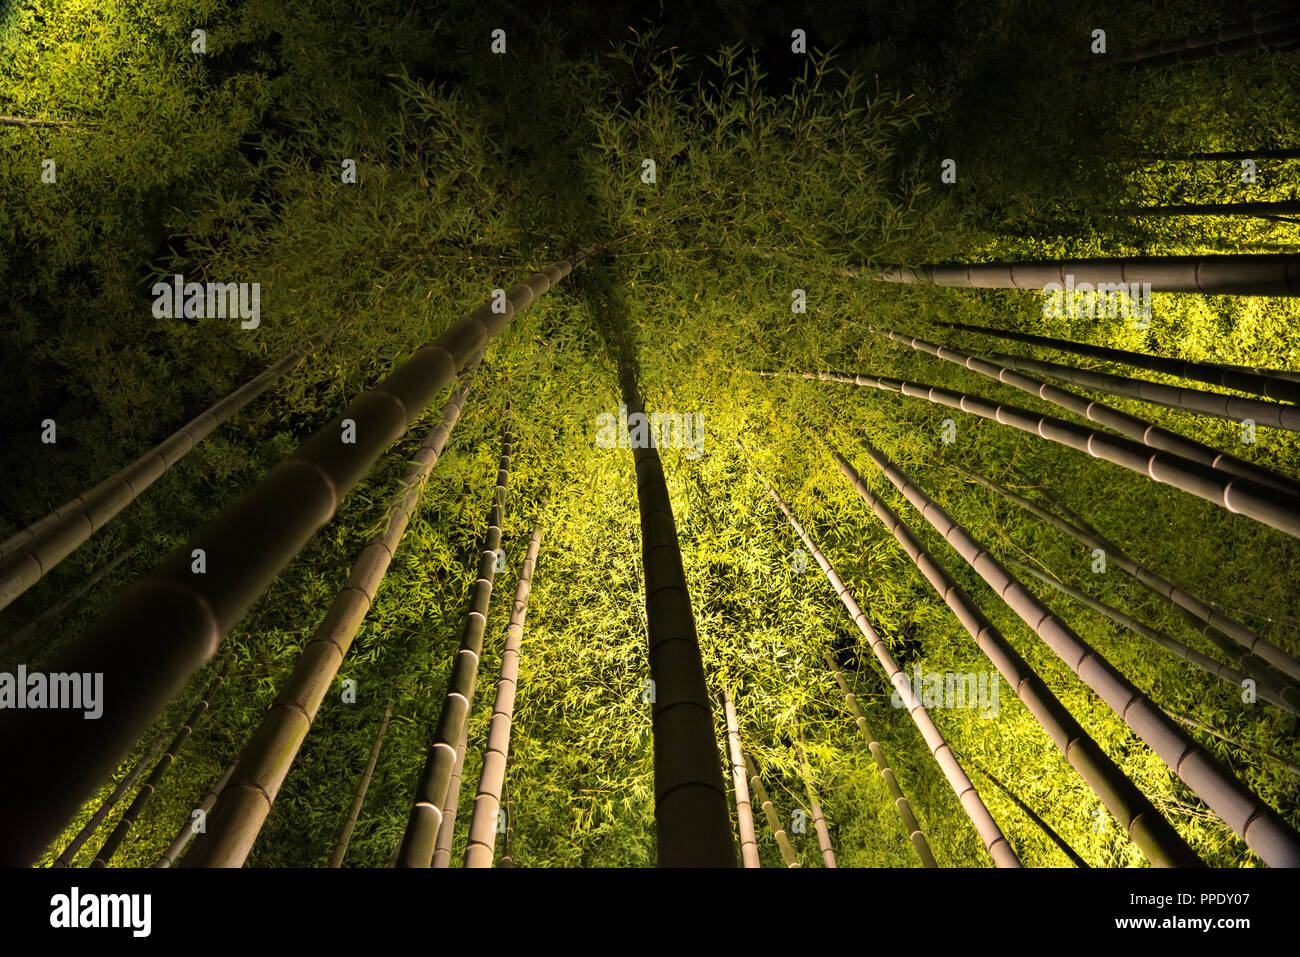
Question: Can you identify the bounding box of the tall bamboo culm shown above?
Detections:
[464,500,548,868]
[396,420,515,868]
[153,762,235,868]
[0,249,596,867]
[183,365,481,868]
[432,725,469,868]
[829,445,1200,866]
[822,650,937,867]
[329,701,393,867]
[794,741,836,867]
[721,687,760,867]
[0,328,334,610]
[91,666,226,867]
[743,753,800,867]
[745,456,1020,867]
[858,438,1300,867]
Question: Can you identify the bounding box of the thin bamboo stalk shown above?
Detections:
[1124,201,1300,220]
[153,762,235,868]
[499,783,513,868]
[743,753,800,867]
[1113,11,1300,61]
[91,666,226,867]
[830,445,1201,866]
[396,421,515,868]
[822,651,937,867]
[1165,710,1300,778]
[745,455,1020,867]
[464,500,548,868]
[858,437,1300,867]
[794,741,837,867]
[760,369,1300,539]
[0,114,101,128]
[1,547,138,656]
[329,701,393,867]
[1116,23,1300,69]
[1178,149,1300,160]
[183,364,480,868]
[432,725,469,868]
[870,325,1298,497]
[937,320,1300,405]
[721,687,761,867]
[0,249,596,867]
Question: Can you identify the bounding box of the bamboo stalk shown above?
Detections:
[1112,11,1300,62]
[794,741,837,867]
[499,782,513,868]
[0,249,597,867]
[1123,201,1300,220]
[0,114,102,128]
[183,364,480,868]
[432,725,469,868]
[743,753,800,867]
[464,500,548,868]
[821,650,937,867]
[1177,149,1300,161]
[329,701,393,867]
[1164,710,1300,778]
[721,687,761,867]
[1,547,138,656]
[1115,22,1300,70]
[744,454,1020,867]
[153,762,235,868]
[396,421,515,868]
[829,445,1201,866]
[90,666,226,867]
[857,437,1300,867]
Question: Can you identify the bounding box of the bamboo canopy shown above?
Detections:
[396,421,515,867]
[329,701,393,867]
[464,500,548,868]
[794,741,837,867]
[743,752,800,867]
[153,762,235,868]
[432,725,470,868]
[721,687,761,867]
[858,437,1300,867]
[829,444,1200,866]
[0,249,597,867]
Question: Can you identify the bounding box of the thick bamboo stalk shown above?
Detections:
[153,762,235,868]
[0,328,334,607]
[432,724,469,868]
[743,753,800,867]
[1,547,138,656]
[183,366,480,868]
[329,701,393,867]
[871,254,1300,295]
[0,249,595,867]
[830,446,1201,866]
[762,369,1300,539]
[870,325,1298,497]
[957,752,1090,868]
[464,500,548,868]
[1165,710,1300,778]
[747,459,1020,867]
[721,688,761,867]
[794,741,837,867]
[951,463,1300,685]
[988,351,1300,433]
[937,320,1300,405]
[821,651,937,867]
[91,666,226,867]
[858,438,1300,867]
[396,422,514,868]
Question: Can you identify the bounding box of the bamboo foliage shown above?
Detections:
[153,762,235,868]
[746,457,1021,867]
[91,666,227,867]
[721,687,760,868]
[464,500,548,868]
[183,366,480,868]
[958,753,1090,868]
[829,444,1201,866]
[821,650,937,867]
[432,725,469,869]
[858,437,1300,867]
[794,741,836,867]
[1,547,138,656]
[329,701,393,867]
[396,421,515,868]
[743,752,800,867]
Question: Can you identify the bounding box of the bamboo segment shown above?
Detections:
[330,701,393,867]
[397,422,515,868]
[1114,19,1300,70]
[743,753,800,867]
[499,783,514,868]
[1165,710,1300,778]
[0,329,333,608]
[91,666,226,867]
[432,725,469,868]
[830,446,1200,866]
[869,325,1298,497]
[951,463,1300,685]
[1111,11,1300,64]
[1,547,138,656]
[871,254,1300,295]
[746,459,1020,867]
[722,688,761,868]
[937,320,1300,406]
[988,351,1300,433]
[464,500,548,868]
[821,651,937,867]
[761,369,1300,539]
[858,438,1300,867]
[183,366,480,868]
[959,753,1090,868]
[794,741,837,867]
[0,248,597,867]
[153,762,235,868]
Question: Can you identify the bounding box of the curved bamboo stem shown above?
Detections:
[329,701,393,867]
[153,762,235,868]
[722,687,761,867]
[743,753,800,867]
